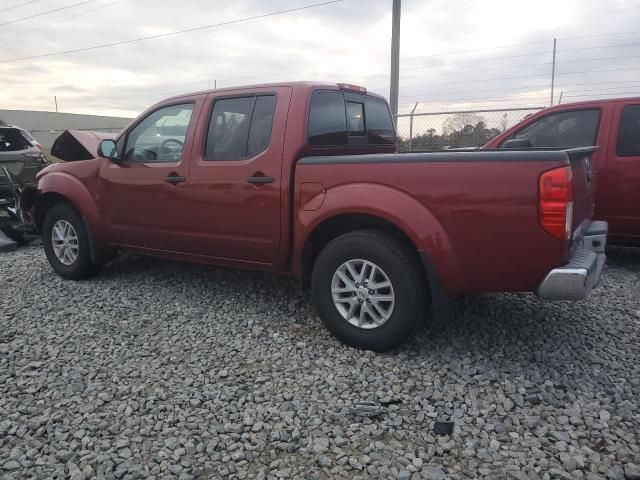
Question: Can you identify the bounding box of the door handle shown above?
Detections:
[246,174,274,184]
[164,173,186,184]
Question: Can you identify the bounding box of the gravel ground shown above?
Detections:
[1,245,639,480]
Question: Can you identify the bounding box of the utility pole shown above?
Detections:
[54,96,58,113]
[389,0,401,122]
[550,38,557,106]
[558,91,564,104]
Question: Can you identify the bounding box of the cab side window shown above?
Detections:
[617,104,640,157]
[504,109,600,148]
[124,103,194,162]
[205,95,277,160]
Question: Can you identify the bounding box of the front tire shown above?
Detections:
[42,203,101,280]
[311,230,427,352]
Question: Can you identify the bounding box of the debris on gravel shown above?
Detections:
[1,246,639,479]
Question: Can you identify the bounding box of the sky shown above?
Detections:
[1,0,639,119]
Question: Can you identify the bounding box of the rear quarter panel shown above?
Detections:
[295,157,571,295]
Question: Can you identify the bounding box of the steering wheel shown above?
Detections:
[159,138,184,160]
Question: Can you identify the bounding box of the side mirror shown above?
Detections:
[98,139,120,161]
[501,138,533,149]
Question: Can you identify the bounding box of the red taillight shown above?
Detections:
[539,166,574,241]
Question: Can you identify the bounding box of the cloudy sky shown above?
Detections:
[1,0,639,118]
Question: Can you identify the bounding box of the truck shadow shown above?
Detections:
[606,245,640,268]
[99,252,633,369]
[91,250,638,411]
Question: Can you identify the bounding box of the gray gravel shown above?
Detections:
[1,245,639,479]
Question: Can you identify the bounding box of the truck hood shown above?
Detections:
[51,130,117,161]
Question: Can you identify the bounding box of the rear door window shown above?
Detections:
[308,91,348,146]
[365,97,395,144]
[205,95,277,160]
[505,109,601,148]
[616,104,640,157]
[308,91,396,146]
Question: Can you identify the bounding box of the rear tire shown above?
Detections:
[311,230,426,352]
[42,203,101,280]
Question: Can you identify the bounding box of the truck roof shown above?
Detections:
[540,95,640,113]
[164,81,388,103]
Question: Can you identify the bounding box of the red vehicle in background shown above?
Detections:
[485,97,640,245]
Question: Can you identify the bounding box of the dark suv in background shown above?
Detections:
[0,120,49,242]
[0,120,48,202]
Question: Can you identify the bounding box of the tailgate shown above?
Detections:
[566,146,598,242]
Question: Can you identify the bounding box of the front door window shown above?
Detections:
[124,103,194,162]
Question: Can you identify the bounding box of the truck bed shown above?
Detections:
[295,147,597,295]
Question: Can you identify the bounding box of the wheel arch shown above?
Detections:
[34,192,77,232]
[296,212,461,320]
[300,213,420,290]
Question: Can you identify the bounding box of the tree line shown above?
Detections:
[398,112,504,151]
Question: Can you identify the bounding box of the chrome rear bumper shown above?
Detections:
[537,221,608,300]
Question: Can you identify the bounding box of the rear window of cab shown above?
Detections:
[307,91,396,146]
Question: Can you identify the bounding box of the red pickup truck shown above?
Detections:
[485,97,640,245]
[25,82,607,351]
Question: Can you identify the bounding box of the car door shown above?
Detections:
[600,102,640,241]
[98,97,203,251]
[178,86,292,265]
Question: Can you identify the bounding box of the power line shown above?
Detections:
[556,79,640,88]
[563,85,640,94]
[0,0,128,42]
[559,42,640,53]
[148,50,640,90]
[396,80,640,104]
[0,0,101,28]
[396,54,640,81]
[400,51,551,70]
[556,65,640,76]
[398,93,550,105]
[0,0,343,63]
[399,41,640,67]
[0,0,46,14]
[394,65,640,90]
[558,29,640,41]
[564,91,640,98]
[400,81,640,101]
[399,84,551,100]
[399,53,640,75]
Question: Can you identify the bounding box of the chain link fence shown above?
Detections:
[395,107,544,151]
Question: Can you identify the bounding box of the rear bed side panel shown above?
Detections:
[293,181,466,293]
[294,155,572,296]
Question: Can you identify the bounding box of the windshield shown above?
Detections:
[0,128,31,152]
